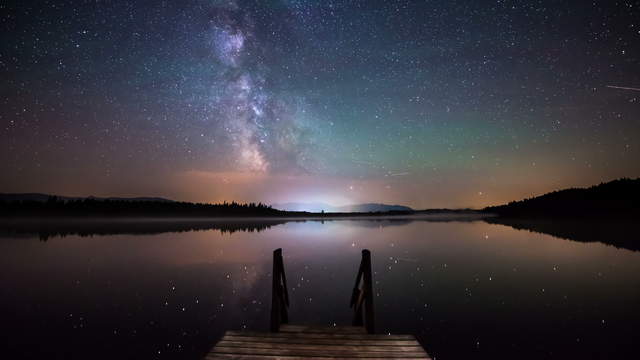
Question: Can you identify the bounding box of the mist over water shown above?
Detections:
[2,218,639,359]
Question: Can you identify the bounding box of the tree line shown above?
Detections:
[0,196,286,217]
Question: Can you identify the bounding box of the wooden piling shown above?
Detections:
[270,248,289,332]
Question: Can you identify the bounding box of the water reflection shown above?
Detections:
[1,218,639,359]
[0,215,478,241]
[0,218,291,240]
[1,215,637,253]
[485,217,640,252]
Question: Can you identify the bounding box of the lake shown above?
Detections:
[1,217,639,359]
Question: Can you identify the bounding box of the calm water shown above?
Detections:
[1,217,639,359]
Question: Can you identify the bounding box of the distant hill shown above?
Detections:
[0,193,173,203]
[484,178,640,218]
[272,202,413,213]
[272,202,335,212]
[337,203,413,212]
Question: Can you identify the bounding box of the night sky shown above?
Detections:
[2,0,639,208]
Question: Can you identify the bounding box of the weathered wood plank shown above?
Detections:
[210,346,428,358]
[222,335,421,346]
[216,340,425,352]
[225,331,415,341]
[207,355,431,360]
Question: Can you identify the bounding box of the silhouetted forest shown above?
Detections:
[0,197,285,217]
[0,196,421,218]
[483,178,640,218]
[3,178,638,219]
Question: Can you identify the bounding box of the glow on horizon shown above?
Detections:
[1,2,639,209]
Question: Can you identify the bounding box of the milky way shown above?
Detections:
[206,2,313,173]
[1,0,639,207]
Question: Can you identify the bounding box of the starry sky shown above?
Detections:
[1,0,639,208]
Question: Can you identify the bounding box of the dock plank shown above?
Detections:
[216,340,425,352]
[207,326,430,359]
[208,356,430,360]
[221,335,421,346]
[211,346,428,358]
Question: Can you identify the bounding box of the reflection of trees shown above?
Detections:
[3,215,635,253]
[0,215,484,241]
[0,219,292,241]
[485,217,640,252]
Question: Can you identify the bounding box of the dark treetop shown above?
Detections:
[483,178,640,218]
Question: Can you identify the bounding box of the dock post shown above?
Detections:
[351,249,375,333]
[270,248,289,332]
[362,249,375,334]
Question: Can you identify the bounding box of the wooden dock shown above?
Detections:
[206,325,431,359]
[205,249,431,359]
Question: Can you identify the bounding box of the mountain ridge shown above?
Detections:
[272,202,413,213]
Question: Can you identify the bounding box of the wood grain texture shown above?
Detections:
[207,326,430,359]
[208,356,431,360]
